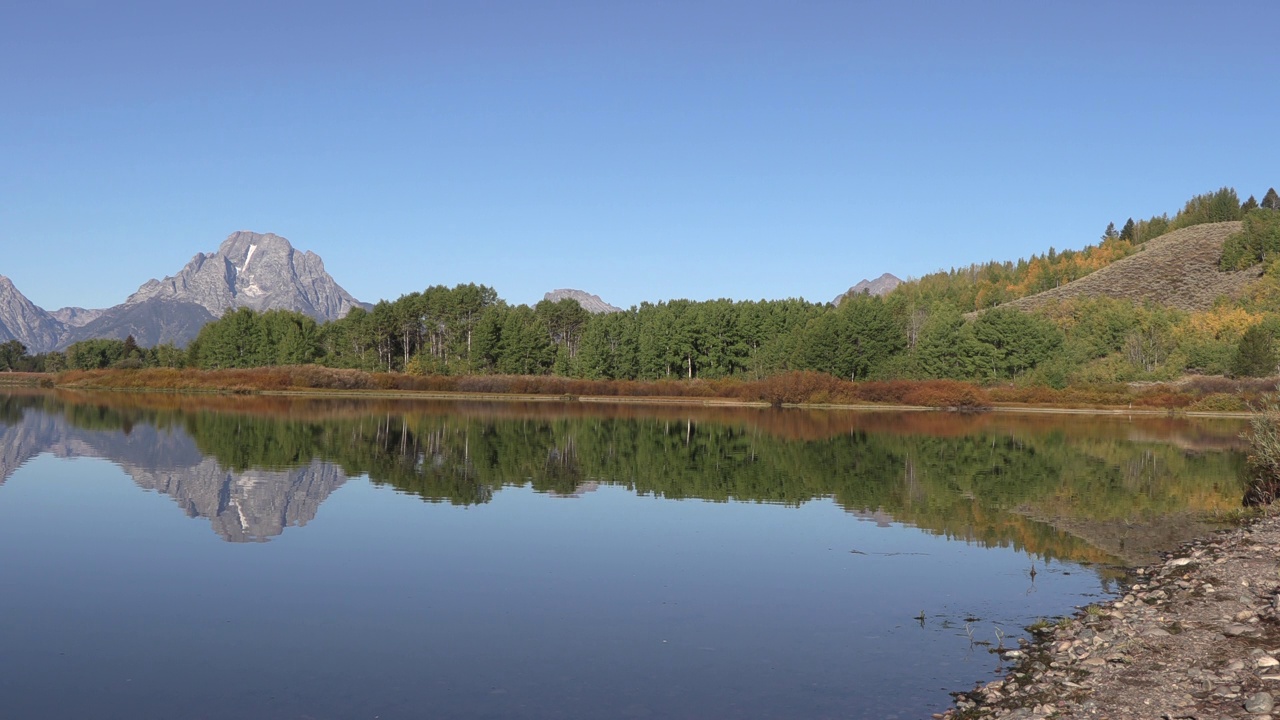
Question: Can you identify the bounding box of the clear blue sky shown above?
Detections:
[3,1,1278,312]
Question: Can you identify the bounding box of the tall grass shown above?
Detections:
[1245,392,1280,506]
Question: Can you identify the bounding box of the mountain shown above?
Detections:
[993,221,1256,314]
[49,307,104,328]
[64,299,217,349]
[126,231,365,321]
[543,288,622,314]
[833,273,902,304]
[0,275,64,352]
[49,231,367,350]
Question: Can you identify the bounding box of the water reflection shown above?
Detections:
[0,394,347,542]
[0,390,1255,720]
[0,390,1249,560]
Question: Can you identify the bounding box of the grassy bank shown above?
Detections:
[45,366,1276,413]
[0,372,52,387]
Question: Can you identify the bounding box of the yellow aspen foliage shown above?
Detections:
[1178,306,1261,342]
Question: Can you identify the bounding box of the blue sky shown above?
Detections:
[3,1,1278,312]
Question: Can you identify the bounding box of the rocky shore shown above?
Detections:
[937,510,1280,720]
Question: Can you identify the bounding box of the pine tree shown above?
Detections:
[1233,325,1277,377]
[1119,218,1135,242]
[1101,222,1118,241]
[1243,195,1260,213]
[1263,188,1280,211]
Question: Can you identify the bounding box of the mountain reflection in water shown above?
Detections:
[0,390,1250,561]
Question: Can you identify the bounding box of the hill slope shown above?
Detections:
[993,221,1257,313]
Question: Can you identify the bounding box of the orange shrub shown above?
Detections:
[899,381,989,409]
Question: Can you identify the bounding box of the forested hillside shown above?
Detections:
[11,186,1280,392]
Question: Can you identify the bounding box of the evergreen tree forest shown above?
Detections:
[30,185,1280,386]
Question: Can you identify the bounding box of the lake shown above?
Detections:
[0,391,1249,719]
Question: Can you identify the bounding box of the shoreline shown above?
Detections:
[937,509,1280,719]
[2,377,1258,419]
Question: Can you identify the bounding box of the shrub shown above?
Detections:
[1244,393,1280,506]
[900,381,989,409]
[748,371,846,406]
[1187,393,1247,412]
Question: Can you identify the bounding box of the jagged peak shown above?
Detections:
[833,273,902,304]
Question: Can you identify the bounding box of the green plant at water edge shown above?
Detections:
[1244,392,1280,506]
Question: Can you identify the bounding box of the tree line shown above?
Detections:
[7,186,1276,385]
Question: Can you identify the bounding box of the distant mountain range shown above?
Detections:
[0,233,643,354]
[543,288,623,313]
[0,231,368,353]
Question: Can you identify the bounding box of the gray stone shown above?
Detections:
[1246,692,1275,714]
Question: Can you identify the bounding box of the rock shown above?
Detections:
[1259,657,1280,669]
[1246,692,1274,714]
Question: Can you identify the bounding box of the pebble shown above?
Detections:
[936,513,1280,720]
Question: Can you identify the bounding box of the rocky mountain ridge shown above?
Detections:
[543,288,623,314]
[833,273,902,304]
[0,231,366,352]
[0,275,64,351]
[128,231,364,320]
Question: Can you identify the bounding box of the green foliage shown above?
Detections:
[1119,218,1136,241]
[1221,208,1280,270]
[0,340,28,371]
[1232,324,1277,377]
[64,338,128,370]
[796,295,904,380]
[1264,188,1280,211]
[1122,304,1182,375]
[970,308,1063,379]
[1242,195,1259,213]
[912,304,981,379]
[496,305,553,375]
[1169,186,1241,231]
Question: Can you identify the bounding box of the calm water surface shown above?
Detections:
[0,392,1249,719]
